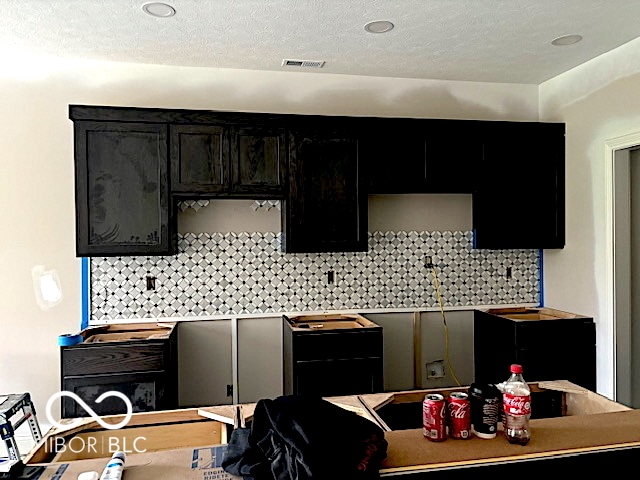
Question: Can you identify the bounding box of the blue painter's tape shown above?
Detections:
[538,249,544,307]
[58,334,83,347]
[81,257,89,330]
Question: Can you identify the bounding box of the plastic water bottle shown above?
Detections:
[99,451,126,480]
[501,364,531,445]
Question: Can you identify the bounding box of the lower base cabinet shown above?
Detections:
[282,314,383,397]
[60,323,178,418]
[473,307,596,391]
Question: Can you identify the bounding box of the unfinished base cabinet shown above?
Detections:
[282,314,383,397]
[473,307,596,391]
[60,323,178,418]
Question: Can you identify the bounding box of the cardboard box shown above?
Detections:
[32,445,240,480]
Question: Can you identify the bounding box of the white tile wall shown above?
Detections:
[90,230,539,322]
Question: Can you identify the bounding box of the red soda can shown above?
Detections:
[423,393,447,441]
[447,392,471,439]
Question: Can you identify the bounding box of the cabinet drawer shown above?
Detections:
[293,330,382,361]
[294,358,383,397]
[61,371,170,418]
[514,320,595,348]
[62,343,167,376]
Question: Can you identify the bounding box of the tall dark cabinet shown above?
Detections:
[283,127,367,253]
[72,119,174,257]
[473,307,596,391]
[472,121,565,249]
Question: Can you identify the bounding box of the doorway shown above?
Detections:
[608,132,640,407]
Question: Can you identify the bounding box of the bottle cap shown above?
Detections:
[510,364,523,374]
[77,472,99,480]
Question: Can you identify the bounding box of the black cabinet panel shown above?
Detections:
[364,118,427,194]
[472,122,565,249]
[364,118,478,194]
[294,358,384,397]
[473,308,595,391]
[74,121,173,257]
[284,129,367,253]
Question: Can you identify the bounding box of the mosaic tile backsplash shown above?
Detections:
[90,230,540,322]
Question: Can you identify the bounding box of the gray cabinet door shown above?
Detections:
[178,320,233,407]
[237,317,283,403]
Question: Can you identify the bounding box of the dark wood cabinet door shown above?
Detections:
[364,119,427,194]
[74,121,173,257]
[472,122,565,249]
[230,126,286,196]
[284,130,367,253]
[423,120,479,193]
[364,118,478,194]
[170,124,229,194]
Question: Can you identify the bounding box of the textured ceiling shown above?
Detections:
[2,0,640,84]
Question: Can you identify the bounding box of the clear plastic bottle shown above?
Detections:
[501,364,531,445]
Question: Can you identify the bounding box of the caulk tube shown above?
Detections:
[99,451,126,480]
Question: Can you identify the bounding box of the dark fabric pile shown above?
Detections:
[222,395,388,480]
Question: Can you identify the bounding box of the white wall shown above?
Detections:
[539,36,640,399]
[0,52,538,423]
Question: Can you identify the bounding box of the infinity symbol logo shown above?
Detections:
[46,391,133,430]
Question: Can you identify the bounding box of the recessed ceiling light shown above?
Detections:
[142,2,176,18]
[364,20,394,34]
[551,34,583,46]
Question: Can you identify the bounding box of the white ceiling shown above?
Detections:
[2,0,640,85]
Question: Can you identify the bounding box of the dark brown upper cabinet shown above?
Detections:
[72,118,174,257]
[364,118,476,194]
[364,118,427,194]
[170,123,285,198]
[230,126,286,196]
[472,121,565,249]
[70,105,565,255]
[170,124,228,194]
[283,127,367,253]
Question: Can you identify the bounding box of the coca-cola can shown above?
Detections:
[469,383,501,439]
[423,393,447,441]
[447,392,471,439]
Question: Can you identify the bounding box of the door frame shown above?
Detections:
[605,131,640,404]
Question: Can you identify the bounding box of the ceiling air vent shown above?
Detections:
[281,59,326,68]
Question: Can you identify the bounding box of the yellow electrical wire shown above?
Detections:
[430,265,462,387]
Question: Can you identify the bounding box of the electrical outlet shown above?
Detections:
[146,276,156,291]
[425,256,434,268]
[506,266,513,279]
[426,360,445,379]
[327,270,335,285]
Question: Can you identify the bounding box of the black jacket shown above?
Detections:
[222,395,388,480]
